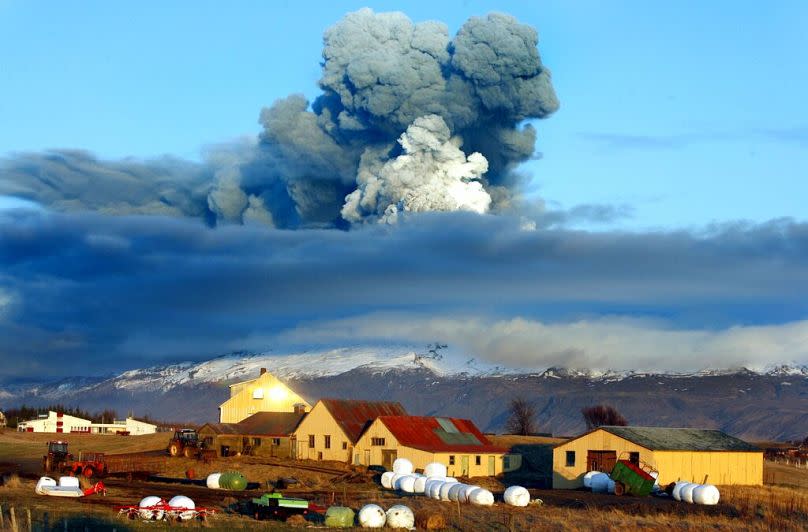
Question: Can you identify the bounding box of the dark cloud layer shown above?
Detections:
[1,209,807,376]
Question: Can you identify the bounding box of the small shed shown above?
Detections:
[355,415,519,476]
[199,411,306,458]
[293,399,407,462]
[552,426,763,488]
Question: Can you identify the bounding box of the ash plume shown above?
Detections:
[1,9,558,228]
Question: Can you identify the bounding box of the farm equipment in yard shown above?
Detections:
[42,442,107,477]
[115,499,216,522]
[250,492,326,522]
[167,428,208,458]
[610,454,658,496]
[42,440,71,473]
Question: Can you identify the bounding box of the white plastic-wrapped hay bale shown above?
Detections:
[583,470,601,489]
[692,484,720,505]
[503,486,530,507]
[590,473,610,493]
[413,475,428,494]
[138,496,165,520]
[381,471,396,490]
[168,495,196,521]
[446,476,458,483]
[427,480,444,499]
[206,472,221,490]
[680,483,698,504]
[397,475,417,493]
[439,480,459,501]
[459,485,481,503]
[607,479,616,494]
[392,458,414,475]
[468,488,495,506]
[424,462,447,478]
[358,504,386,528]
[386,505,415,529]
[447,483,466,502]
[424,479,442,498]
[671,481,688,501]
[59,476,80,488]
[35,477,56,495]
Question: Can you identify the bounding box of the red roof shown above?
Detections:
[375,416,508,454]
[319,399,407,443]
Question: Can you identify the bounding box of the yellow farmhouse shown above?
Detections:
[553,426,763,489]
[219,368,311,423]
[293,399,406,462]
[355,415,518,477]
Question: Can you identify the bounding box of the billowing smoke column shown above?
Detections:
[0,9,558,228]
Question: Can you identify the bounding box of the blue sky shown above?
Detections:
[2,2,808,377]
[2,0,806,229]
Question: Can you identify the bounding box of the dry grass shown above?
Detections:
[0,473,21,489]
[487,434,568,447]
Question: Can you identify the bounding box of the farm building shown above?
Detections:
[552,426,763,489]
[199,411,306,458]
[219,368,311,423]
[17,411,92,433]
[87,417,157,435]
[293,399,407,462]
[354,415,519,476]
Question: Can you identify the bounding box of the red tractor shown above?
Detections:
[42,441,107,478]
[167,429,204,458]
[43,440,71,473]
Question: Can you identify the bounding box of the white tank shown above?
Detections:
[692,484,720,505]
[424,462,447,478]
[59,476,80,488]
[392,458,414,475]
[413,475,428,494]
[380,471,396,489]
[439,480,459,501]
[503,486,530,507]
[468,488,495,506]
[459,485,481,503]
[385,505,415,529]
[138,496,165,521]
[397,475,417,493]
[35,477,56,495]
[681,483,698,504]
[168,495,196,521]
[590,473,610,493]
[358,504,386,528]
[583,471,601,489]
[206,472,221,490]
[447,483,466,501]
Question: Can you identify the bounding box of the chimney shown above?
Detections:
[294,403,306,414]
[259,368,267,376]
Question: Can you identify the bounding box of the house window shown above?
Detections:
[503,455,511,470]
[371,437,385,446]
[252,438,261,447]
[342,441,348,450]
[475,455,481,466]
[449,455,455,465]
[272,438,281,446]
[565,451,575,467]
[324,435,331,449]
[630,452,640,465]
[308,434,315,448]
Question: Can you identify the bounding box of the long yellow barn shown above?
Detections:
[552,426,763,488]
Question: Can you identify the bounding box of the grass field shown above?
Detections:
[1,429,806,530]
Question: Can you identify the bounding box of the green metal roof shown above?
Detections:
[599,426,760,452]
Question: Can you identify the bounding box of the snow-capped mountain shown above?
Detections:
[1,346,806,441]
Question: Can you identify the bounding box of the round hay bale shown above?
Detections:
[424,462,447,478]
[439,480,459,501]
[583,470,601,489]
[681,483,698,504]
[397,475,417,493]
[692,484,720,505]
[447,483,466,501]
[358,504,386,528]
[413,475,428,494]
[468,488,495,506]
[380,471,396,489]
[386,504,415,529]
[392,458,414,475]
[503,485,530,506]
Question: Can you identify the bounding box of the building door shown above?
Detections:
[461,456,469,476]
[488,456,496,476]
[381,449,397,471]
[364,450,371,466]
[587,450,617,473]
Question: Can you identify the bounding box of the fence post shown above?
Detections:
[26,508,32,532]
[0,503,4,528]
[10,506,18,532]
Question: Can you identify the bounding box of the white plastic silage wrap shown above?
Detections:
[439,480,459,501]
[386,505,415,529]
[427,480,444,499]
[503,486,530,507]
[607,479,616,494]
[468,488,495,506]
[583,470,601,489]
[397,475,417,493]
[424,462,447,478]
[358,504,386,528]
[413,475,428,494]
[681,483,698,504]
[447,483,466,501]
[139,496,164,520]
[672,481,688,501]
[206,472,221,490]
[590,473,610,493]
[380,471,396,490]
[392,458,414,475]
[459,485,481,503]
[168,495,196,521]
[692,484,720,505]
[35,477,57,495]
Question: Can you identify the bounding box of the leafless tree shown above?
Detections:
[506,397,537,435]
[581,404,628,429]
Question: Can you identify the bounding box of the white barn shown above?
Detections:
[17,411,157,435]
